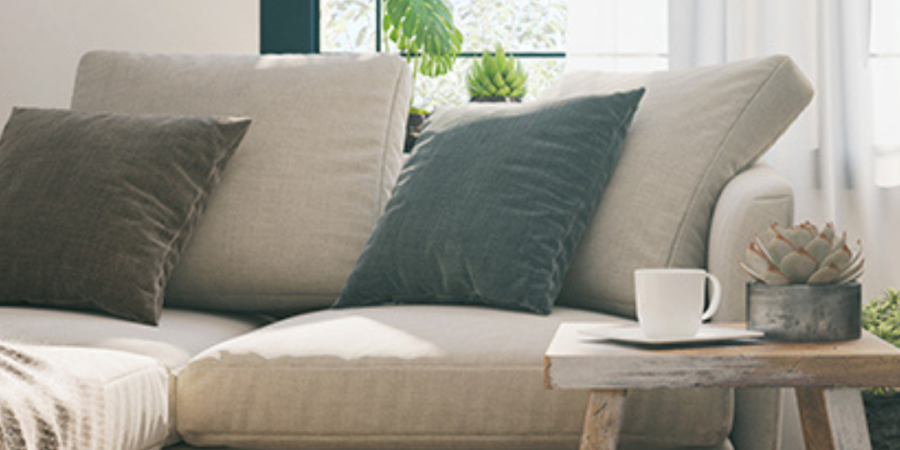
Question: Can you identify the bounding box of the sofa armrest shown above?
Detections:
[708,163,793,323]
[708,163,793,450]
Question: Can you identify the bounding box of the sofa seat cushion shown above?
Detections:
[0,306,269,446]
[0,306,268,371]
[71,51,413,315]
[0,342,169,450]
[177,306,733,450]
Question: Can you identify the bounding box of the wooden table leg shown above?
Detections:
[579,389,627,450]
[796,387,872,450]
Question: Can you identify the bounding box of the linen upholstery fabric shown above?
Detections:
[707,164,794,323]
[542,55,813,317]
[1,343,170,450]
[0,307,269,371]
[176,305,733,450]
[335,90,644,314]
[0,306,270,446]
[71,51,413,314]
[0,108,250,325]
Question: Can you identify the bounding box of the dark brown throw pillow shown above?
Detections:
[0,108,250,325]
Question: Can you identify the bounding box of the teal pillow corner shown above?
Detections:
[334,88,645,314]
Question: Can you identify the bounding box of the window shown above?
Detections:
[320,0,567,110]
[870,0,900,187]
[319,0,669,110]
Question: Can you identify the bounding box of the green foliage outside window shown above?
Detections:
[321,0,568,111]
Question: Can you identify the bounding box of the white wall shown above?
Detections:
[0,0,259,125]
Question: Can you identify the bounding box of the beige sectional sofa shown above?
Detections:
[0,51,811,450]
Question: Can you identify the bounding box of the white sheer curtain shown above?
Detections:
[563,0,899,300]
[564,0,669,73]
[666,0,896,301]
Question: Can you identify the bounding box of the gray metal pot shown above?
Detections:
[746,282,862,342]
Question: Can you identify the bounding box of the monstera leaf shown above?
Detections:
[384,0,463,77]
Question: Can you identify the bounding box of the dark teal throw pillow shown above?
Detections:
[334,89,645,314]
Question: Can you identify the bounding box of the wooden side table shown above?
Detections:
[544,323,900,450]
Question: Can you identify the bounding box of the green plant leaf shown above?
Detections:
[466,66,492,97]
[383,0,463,78]
[476,67,496,95]
[495,44,507,68]
[862,288,900,350]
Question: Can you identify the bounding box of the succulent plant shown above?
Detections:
[466,44,528,101]
[740,222,864,285]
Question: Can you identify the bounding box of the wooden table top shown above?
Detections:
[545,322,900,390]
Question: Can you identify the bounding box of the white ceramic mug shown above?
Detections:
[634,268,722,339]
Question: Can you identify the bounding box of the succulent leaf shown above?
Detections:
[495,44,507,67]
[763,223,784,243]
[785,225,815,248]
[745,241,772,275]
[753,236,777,266]
[739,261,766,283]
[762,266,791,285]
[822,222,836,242]
[836,257,865,284]
[798,221,818,236]
[804,235,833,263]
[832,231,847,252]
[767,234,796,265]
[808,263,842,284]
[780,247,819,283]
[821,244,852,272]
[509,71,527,90]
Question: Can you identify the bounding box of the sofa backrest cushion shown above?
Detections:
[71,51,412,314]
[542,55,813,317]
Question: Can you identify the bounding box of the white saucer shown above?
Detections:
[578,324,764,346]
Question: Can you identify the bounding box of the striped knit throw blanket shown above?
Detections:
[0,341,103,450]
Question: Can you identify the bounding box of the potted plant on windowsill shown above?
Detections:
[466,44,528,103]
[740,222,865,341]
[861,288,900,449]
[383,0,463,152]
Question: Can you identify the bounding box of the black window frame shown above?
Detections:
[261,0,566,60]
[260,0,320,54]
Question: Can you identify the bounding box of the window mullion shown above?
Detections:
[376,0,383,52]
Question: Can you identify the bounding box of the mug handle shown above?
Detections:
[700,273,722,321]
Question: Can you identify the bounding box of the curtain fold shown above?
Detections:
[668,0,896,300]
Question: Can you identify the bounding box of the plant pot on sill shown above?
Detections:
[404,112,429,153]
[746,282,862,342]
